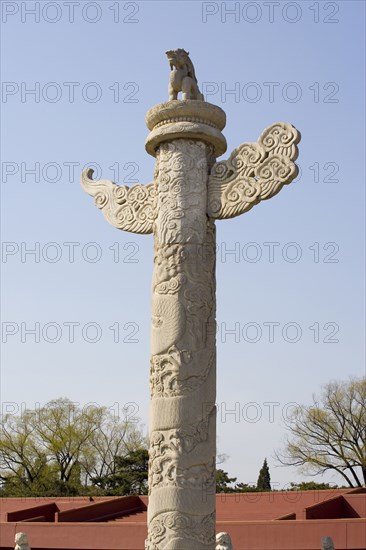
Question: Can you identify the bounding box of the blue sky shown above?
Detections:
[1,0,365,488]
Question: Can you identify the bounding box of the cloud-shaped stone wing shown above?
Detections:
[207,122,300,220]
[81,168,155,234]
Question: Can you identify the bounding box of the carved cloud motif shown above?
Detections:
[80,168,155,234]
[207,122,300,219]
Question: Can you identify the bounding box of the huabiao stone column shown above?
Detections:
[81,49,300,550]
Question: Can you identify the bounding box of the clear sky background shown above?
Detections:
[1,0,365,489]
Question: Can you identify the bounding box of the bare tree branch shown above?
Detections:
[275,377,366,487]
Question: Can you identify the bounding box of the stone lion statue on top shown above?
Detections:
[14,532,30,550]
[166,49,204,101]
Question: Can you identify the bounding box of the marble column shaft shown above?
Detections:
[146,139,217,549]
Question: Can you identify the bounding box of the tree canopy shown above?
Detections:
[276,377,366,487]
[92,448,148,495]
[2,381,360,498]
[0,398,147,497]
[216,468,237,493]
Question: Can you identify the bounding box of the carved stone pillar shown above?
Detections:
[81,50,300,550]
[145,101,226,550]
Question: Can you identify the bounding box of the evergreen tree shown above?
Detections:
[257,458,271,491]
[95,448,149,495]
[215,469,237,493]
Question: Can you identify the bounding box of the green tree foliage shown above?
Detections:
[288,481,340,491]
[257,458,271,491]
[0,398,147,497]
[234,482,258,492]
[93,448,149,495]
[276,377,366,487]
[216,469,237,493]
